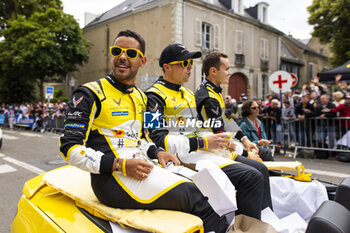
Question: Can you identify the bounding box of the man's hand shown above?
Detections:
[205,133,231,150]
[226,139,237,152]
[242,137,259,153]
[321,108,330,113]
[125,159,153,181]
[313,76,320,84]
[157,151,180,168]
[335,74,342,83]
[303,108,311,114]
[258,139,271,146]
[249,152,263,162]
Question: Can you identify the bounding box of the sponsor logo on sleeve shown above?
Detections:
[65,123,85,129]
[73,96,84,108]
[67,111,83,119]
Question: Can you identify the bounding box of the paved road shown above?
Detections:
[0,129,66,233]
[0,129,349,232]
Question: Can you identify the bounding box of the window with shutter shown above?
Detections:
[260,38,264,59]
[195,19,202,47]
[235,30,243,54]
[260,38,269,60]
[202,22,212,49]
[214,24,219,49]
[265,39,269,60]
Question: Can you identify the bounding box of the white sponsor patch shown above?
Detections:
[0,164,17,174]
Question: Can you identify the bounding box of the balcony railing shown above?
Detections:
[235,54,245,67]
[260,59,269,71]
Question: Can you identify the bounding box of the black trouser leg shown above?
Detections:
[91,173,227,233]
[221,163,264,219]
[235,155,273,210]
[258,146,274,161]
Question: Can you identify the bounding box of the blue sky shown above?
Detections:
[62,0,314,39]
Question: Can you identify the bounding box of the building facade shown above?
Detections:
[74,0,283,100]
[280,35,329,89]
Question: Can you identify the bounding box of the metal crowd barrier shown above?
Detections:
[0,114,66,133]
[49,116,66,133]
[261,117,350,159]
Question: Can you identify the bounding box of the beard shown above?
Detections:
[112,61,139,82]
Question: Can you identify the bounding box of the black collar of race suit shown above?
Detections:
[156,76,182,91]
[106,73,135,94]
[204,78,222,93]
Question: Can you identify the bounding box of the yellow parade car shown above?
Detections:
[11,165,350,233]
[10,165,204,233]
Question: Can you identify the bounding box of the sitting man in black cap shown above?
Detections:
[145,44,266,221]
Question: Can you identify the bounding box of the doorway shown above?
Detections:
[228,73,247,100]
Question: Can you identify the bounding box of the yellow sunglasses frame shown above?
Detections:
[168,59,193,68]
[109,46,144,59]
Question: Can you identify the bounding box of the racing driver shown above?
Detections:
[59,30,228,232]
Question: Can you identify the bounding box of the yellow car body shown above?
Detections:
[11,169,111,233]
[11,166,204,233]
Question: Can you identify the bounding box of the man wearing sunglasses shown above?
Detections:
[195,51,273,211]
[60,30,228,232]
[145,44,265,220]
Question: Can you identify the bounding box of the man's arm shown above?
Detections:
[59,87,114,174]
[199,97,257,151]
[199,97,225,133]
[145,92,196,157]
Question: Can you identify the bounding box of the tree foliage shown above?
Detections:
[0,0,62,31]
[0,8,91,102]
[308,0,350,66]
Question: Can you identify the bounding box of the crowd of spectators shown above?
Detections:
[0,100,67,132]
[225,76,350,161]
[1,75,349,161]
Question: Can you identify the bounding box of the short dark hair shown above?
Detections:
[242,100,254,117]
[202,52,228,76]
[114,30,146,55]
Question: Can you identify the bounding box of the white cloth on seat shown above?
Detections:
[336,130,350,148]
[269,177,328,221]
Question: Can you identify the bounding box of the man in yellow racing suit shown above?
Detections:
[145,44,265,220]
[59,30,228,232]
[195,51,273,210]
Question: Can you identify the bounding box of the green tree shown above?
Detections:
[0,8,91,101]
[0,0,62,32]
[308,0,350,66]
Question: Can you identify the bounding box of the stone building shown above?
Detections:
[73,0,283,100]
[280,35,329,89]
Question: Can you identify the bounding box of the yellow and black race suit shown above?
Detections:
[195,79,243,137]
[146,77,265,219]
[195,78,274,163]
[195,78,273,210]
[59,74,227,232]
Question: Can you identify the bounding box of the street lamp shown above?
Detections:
[69,78,76,97]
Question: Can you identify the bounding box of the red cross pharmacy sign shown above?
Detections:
[268,71,293,94]
[290,73,298,87]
